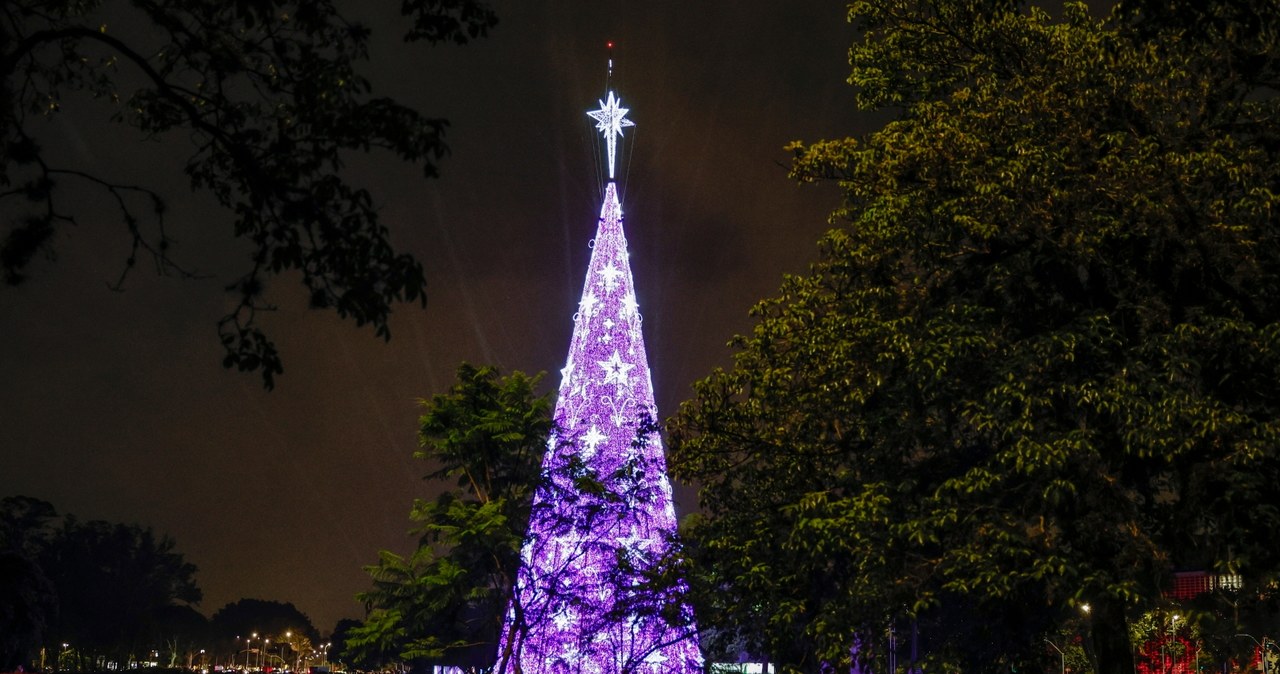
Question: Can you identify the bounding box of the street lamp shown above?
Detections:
[1167,614,1179,674]
[1045,638,1065,674]
[1235,634,1270,674]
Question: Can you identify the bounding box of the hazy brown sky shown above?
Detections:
[1,0,875,633]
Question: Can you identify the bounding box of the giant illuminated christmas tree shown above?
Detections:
[493,85,702,674]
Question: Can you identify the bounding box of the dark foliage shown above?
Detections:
[671,1,1280,672]
[0,496,203,671]
[1,0,497,387]
[348,364,552,669]
[210,598,319,643]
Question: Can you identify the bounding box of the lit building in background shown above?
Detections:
[493,77,703,674]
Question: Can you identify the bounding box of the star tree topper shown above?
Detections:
[588,91,635,179]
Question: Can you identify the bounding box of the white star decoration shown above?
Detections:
[598,349,635,390]
[599,262,624,292]
[618,527,647,551]
[587,91,635,180]
[579,289,599,317]
[620,291,639,320]
[553,610,574,630]
[559,360,574,388]
[581,424,607,458]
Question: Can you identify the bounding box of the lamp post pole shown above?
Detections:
[888,622,896,674]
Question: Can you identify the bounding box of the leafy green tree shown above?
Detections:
[0,496,59,557]
[42,517,203,668]
[348,363,553,670]
[1,0,496,387]
[670,1,1280,673]
[329,618,363,671]
[1,498,207,669]
[0,495,60,670]
[0,551,57,671]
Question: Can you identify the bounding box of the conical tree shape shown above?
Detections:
[494,180,702,674]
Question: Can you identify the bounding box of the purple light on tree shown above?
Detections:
[494,92,702,674]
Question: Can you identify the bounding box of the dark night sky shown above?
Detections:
[1,1,877,633]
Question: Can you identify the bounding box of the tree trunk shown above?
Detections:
[1091,597,1134,674]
